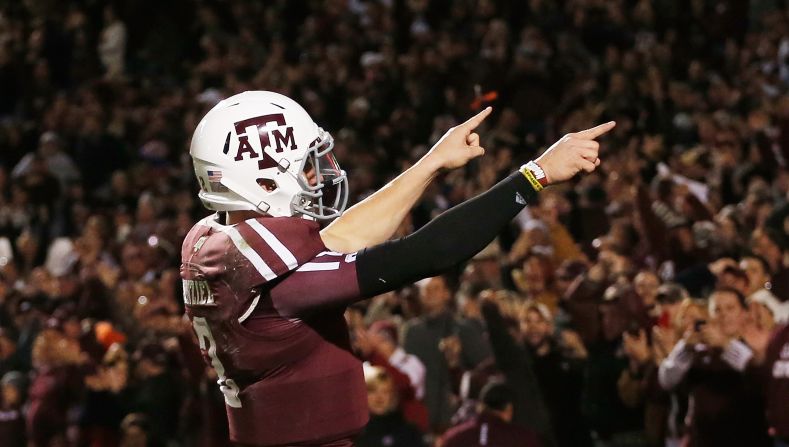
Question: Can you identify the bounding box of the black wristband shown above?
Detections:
[357,171,537,297]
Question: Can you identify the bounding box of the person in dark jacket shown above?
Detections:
[582,285,648,445]
[522,302,592,447]
[80,343,130,446]
[356,365,425,447]
[480,297,555,446]
[128,342,182,447]
[403,275,492,431]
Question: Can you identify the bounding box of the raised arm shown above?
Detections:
[357,121,616,297]
[269,122,615,317]
[319,107,493,253]
[480,298,523,372]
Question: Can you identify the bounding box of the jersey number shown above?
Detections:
[192,317,243,408]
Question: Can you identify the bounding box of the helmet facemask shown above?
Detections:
[292,128,348,220]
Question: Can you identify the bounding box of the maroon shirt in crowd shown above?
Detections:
[684,347,771,447]
[26,366,82,446]
[180,215,367,446]
[766,324,789,440]
[441,411,542,447]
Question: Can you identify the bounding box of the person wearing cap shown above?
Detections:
[440,380,542,447]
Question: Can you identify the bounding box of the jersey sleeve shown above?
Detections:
[267,251,362,317]
[190,215,328,289]
[233,217,326,282]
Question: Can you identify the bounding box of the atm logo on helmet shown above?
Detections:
[224,113,298,170]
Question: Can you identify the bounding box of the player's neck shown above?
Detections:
[226,210,263,225]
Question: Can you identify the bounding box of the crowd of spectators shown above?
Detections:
[1,0,789,446]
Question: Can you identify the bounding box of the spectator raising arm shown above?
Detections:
[478,297,555,445]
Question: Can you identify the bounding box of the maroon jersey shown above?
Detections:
[27,366,82,446]
[766,324,789,439]
[180,215,367,446]
[683,345,770,447]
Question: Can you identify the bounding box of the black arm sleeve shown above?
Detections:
[357,171,537,297]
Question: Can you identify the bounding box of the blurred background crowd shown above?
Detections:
[1,0,788,446]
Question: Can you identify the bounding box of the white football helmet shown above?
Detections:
[189,91,348,220]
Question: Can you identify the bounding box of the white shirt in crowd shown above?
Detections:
[389,346,426,400]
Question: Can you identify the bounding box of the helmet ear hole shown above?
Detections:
[256,178,278,192]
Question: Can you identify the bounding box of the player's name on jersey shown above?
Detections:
[182,279,217,306]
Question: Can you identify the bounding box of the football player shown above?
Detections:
[181,90,613,446]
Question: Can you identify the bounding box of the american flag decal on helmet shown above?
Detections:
[207,170,227,192]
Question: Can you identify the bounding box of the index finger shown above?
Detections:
[572,121,616,139]
[459,106,493,131]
